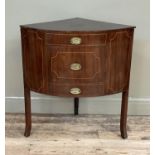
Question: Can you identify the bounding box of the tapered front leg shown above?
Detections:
[120,90,129,139]
[24,84,31,137]
[74,97,79,115]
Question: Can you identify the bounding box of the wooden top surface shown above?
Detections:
[21,18,135,32]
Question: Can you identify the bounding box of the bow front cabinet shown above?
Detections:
[20,18,135,138]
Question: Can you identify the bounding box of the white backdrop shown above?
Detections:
[5,0,150,115]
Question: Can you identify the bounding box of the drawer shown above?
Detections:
[45,45,106,84]
[49,84,104,97]
[45,33,107,45]
[50,52,100,81]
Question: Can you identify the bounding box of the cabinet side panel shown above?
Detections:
[108,30,134,92]
[21,28,44,91]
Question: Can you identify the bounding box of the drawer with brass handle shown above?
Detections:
[45,33,107,45]
[50,52,101,82]
[48,84,104,97]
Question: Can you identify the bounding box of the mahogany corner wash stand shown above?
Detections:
[20,18,135,138]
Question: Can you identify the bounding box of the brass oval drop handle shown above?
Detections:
[70,88,81,95]
[70,63,82,71]
[70,37,82,45]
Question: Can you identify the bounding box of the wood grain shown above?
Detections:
[21,28,44,92]
[6,114,149,155]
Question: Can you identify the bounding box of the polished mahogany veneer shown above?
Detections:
[20,18,135,138]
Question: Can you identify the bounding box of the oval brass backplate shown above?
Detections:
[70,63,82,71]
[70,88,81,95]
[70,37,82,45]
